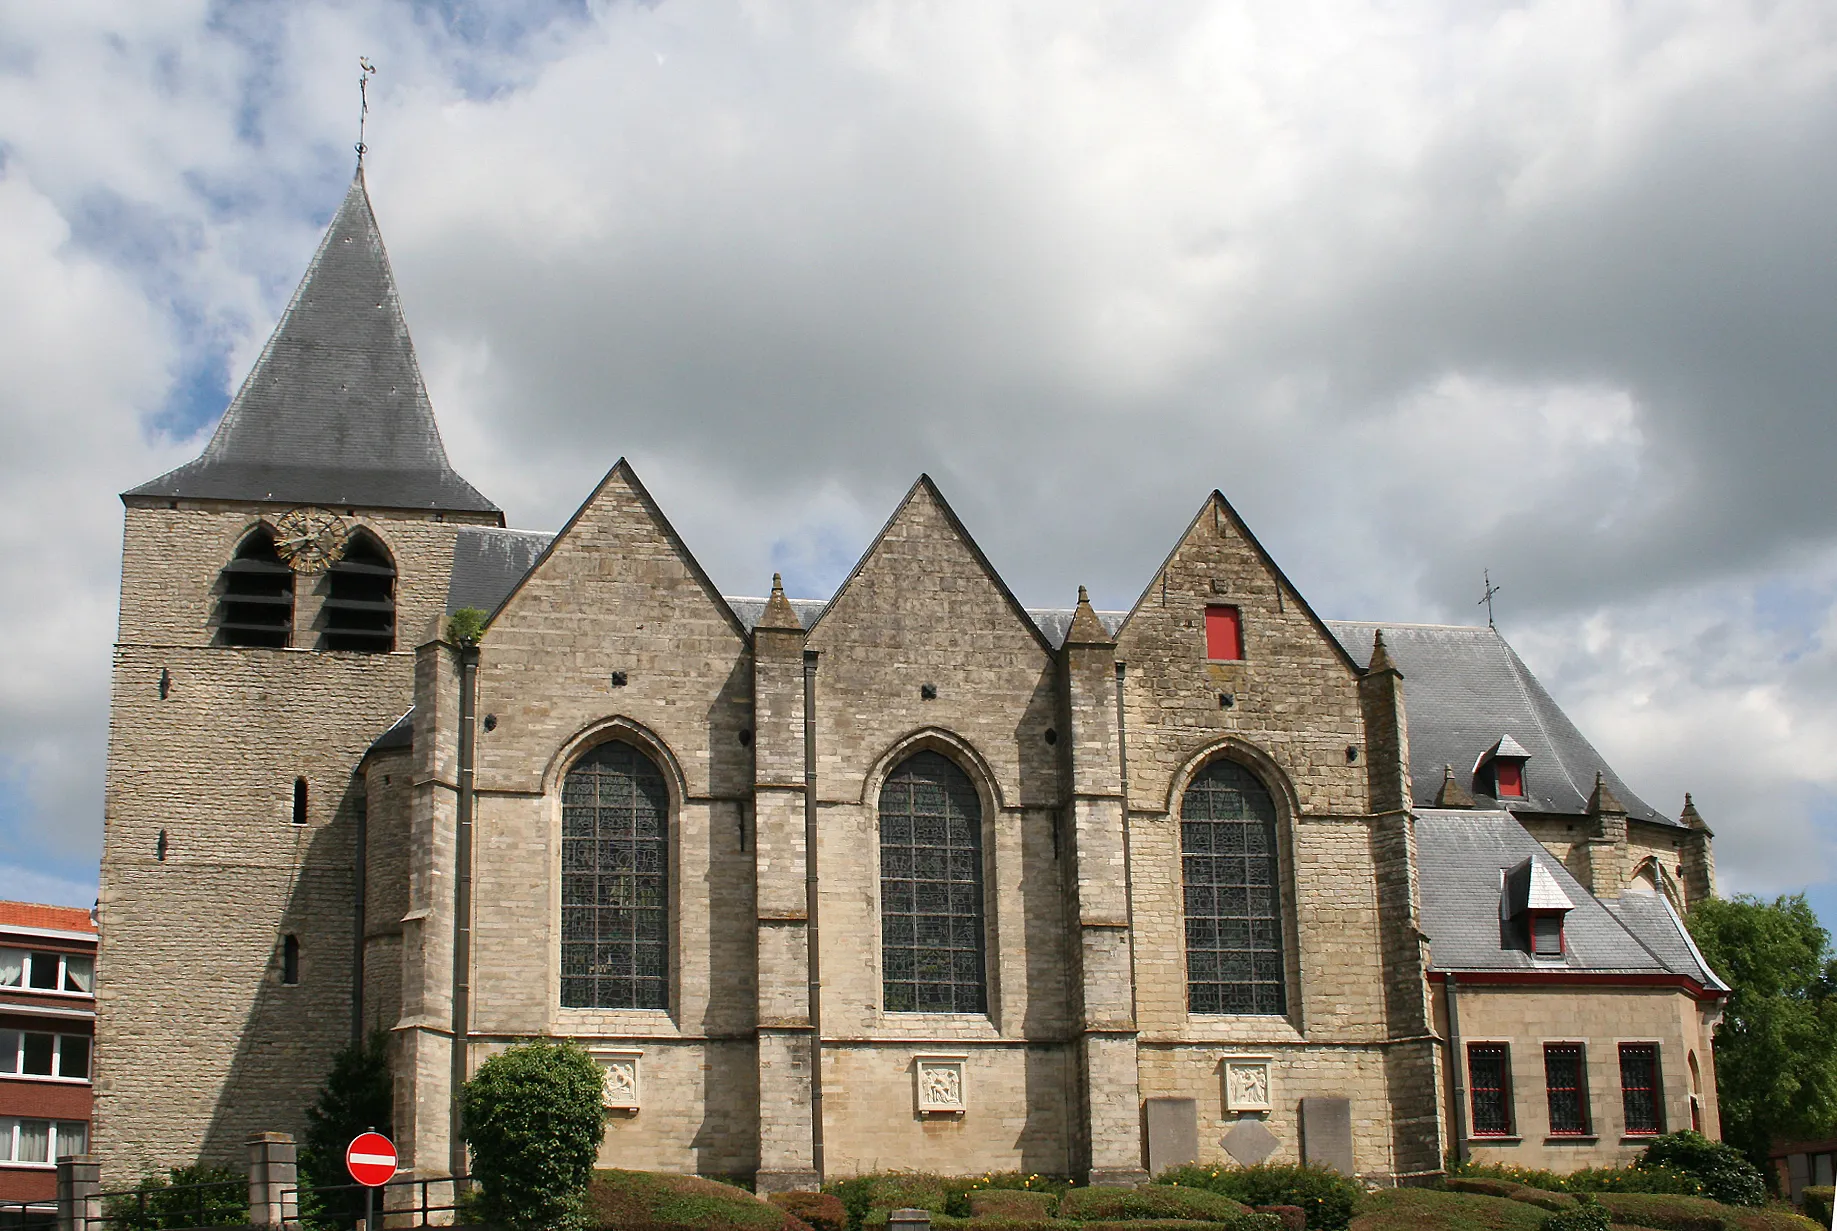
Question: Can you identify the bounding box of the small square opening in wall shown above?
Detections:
[591,1047,642,1111]
[914,1054,968,1114]
[1205,605,1243,661]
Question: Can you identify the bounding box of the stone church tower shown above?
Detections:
[98,168,1724,1187]
[96,166,501,1177]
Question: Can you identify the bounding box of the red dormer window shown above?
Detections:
[1205,605,1243,661]
[1495,760,1525,798]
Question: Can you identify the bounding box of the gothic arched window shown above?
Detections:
[215,526,293,648]
[879,751,985,1014]
[321,530,396,652]
[561,741,669,1009]
[1182,759,1286,1015]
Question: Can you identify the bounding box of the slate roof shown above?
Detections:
[1328,621,1670,824]
[126,168,498,514]
[1415,809,1717,983]
[446,529,554,615]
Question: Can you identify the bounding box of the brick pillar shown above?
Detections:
[1578,773,1628,900]
[752,577,820,1192]
[1678,794,1716,907]
[1061,588,1147,1186]
[56,1154,100,1231]
[246,1132,299,1227]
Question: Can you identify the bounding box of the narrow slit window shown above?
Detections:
[281,935,300,985]
[1544,1044,1589,1135]
[320,531,395,652]
[1620,1043,1663,1135]
[215,527,294,648]
[1468,1043,1514,1136]
[1204,605,1244,661]
[293,778,308,826]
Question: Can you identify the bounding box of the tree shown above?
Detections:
[462,1040,605,1230]
[1687,894,1837,1167]
[301,1031,394,1227]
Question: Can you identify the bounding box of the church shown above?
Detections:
[96,166,1726,1191]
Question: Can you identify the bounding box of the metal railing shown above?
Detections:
[290,1172,474,1230]
[86,1177,249,1231]
[0,1201,57,1231]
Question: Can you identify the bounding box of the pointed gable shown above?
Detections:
[473,459,748,797]
[127,168,497,514]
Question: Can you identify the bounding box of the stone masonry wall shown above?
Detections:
[99,502,464,1182]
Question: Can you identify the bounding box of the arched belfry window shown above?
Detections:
[1182,759,1286,1015]
[879,751,986,1014]
[320,530,395,652]
[561,741,669,1010]
[216,527,293,648]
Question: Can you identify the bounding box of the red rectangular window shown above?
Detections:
[1205,605,1243,661]
[1544,1044,1589,1135]
[1620,1043,1663,1135]
[1468,1043,1514,1136]
[1495,761,1524,797]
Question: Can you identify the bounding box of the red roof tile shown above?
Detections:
[0,901,97,934]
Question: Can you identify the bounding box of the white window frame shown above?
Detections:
[0,1030,93,1082]
[0,1117,88,1167]
[0,949,93,997]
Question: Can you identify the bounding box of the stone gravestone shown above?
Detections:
[1299,1097,1354,1175]
[1144,1098,1198,1177]
[1220,1119,1279,1166]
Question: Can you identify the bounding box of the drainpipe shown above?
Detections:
[1445,973,1468,1165]
[803,651,824,1180]
[450,645,479,1178]
[353,781,367,1042]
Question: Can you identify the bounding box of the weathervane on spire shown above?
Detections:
[356,57,377,162]
[1478,569,1502,628]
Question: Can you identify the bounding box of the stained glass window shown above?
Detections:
[1182,759,1285,1015]
[880,752,986,1014]
[561,741,669,1009]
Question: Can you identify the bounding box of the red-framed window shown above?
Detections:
[1494,760,1525,797]
[1544,1044,1590,1135]
[1620,1043,1663,1135]
[1468,1043,1514,1136]
[1205,605,1243,661]
[1530,912,1564,957]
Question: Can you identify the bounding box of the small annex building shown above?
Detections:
[97,166,1724,1189]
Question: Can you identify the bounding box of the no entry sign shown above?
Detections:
[346,1132,398,1187]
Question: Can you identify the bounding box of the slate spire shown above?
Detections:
[126,166,498,514]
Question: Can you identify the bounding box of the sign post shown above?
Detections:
[346,1131,397,1231]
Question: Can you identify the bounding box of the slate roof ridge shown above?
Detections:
[125,165,498,515]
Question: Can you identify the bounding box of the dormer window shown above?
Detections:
[1474,734,1531,800]
[1502,854,1573,960]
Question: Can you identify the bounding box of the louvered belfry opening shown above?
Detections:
[215,527,294,648]
[321,531,396,652]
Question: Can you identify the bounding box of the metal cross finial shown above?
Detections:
[1478,569,1502,628]
[356,57,377,161]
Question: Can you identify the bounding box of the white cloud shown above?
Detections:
[0,0,1834,916]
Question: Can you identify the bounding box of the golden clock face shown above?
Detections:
[272,506,349,574]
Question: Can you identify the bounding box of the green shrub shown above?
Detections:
[462,1040,606,1230]
[772,1192,849,1231]
[1351,1188,1550,1230]
[299,1029,393,1230]
[1538,1200,1611,1231]
[968,1190,1059,1220]
[1060,1185,1249,1222]
[1082,1218,1283,1231]
[1565,1163,1704,1196]
[1804,1186,1835,1225]
[1444,1159,1571,1193]
[1253,1208,1306,1231]
[1638,1132,1770,1208]
[1158,1164,1362,1231]
[447,607,488,646]
[587,1171,798,1230]
[102,1165,247,1231]
[829,1174,955,1229]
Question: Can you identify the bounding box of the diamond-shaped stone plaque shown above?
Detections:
[1221,1119,1279,1166]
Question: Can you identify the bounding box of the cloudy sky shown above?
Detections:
[3,0,1834,926]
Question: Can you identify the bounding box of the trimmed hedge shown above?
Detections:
[1351,1188,1549,1230]
[1253,1208,1305,1231]
[771,1192,849,1231]
[1802,1187,1834,1226]
[1592,1191,1822,1230]
[1158,1165,1363,1231]
[586,1171,804,1231]
[1444,1179,1575,1212]
[1059,1187,1250,1222]
[1536,1203,1610,1231]
[969,1192,1060,1220]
